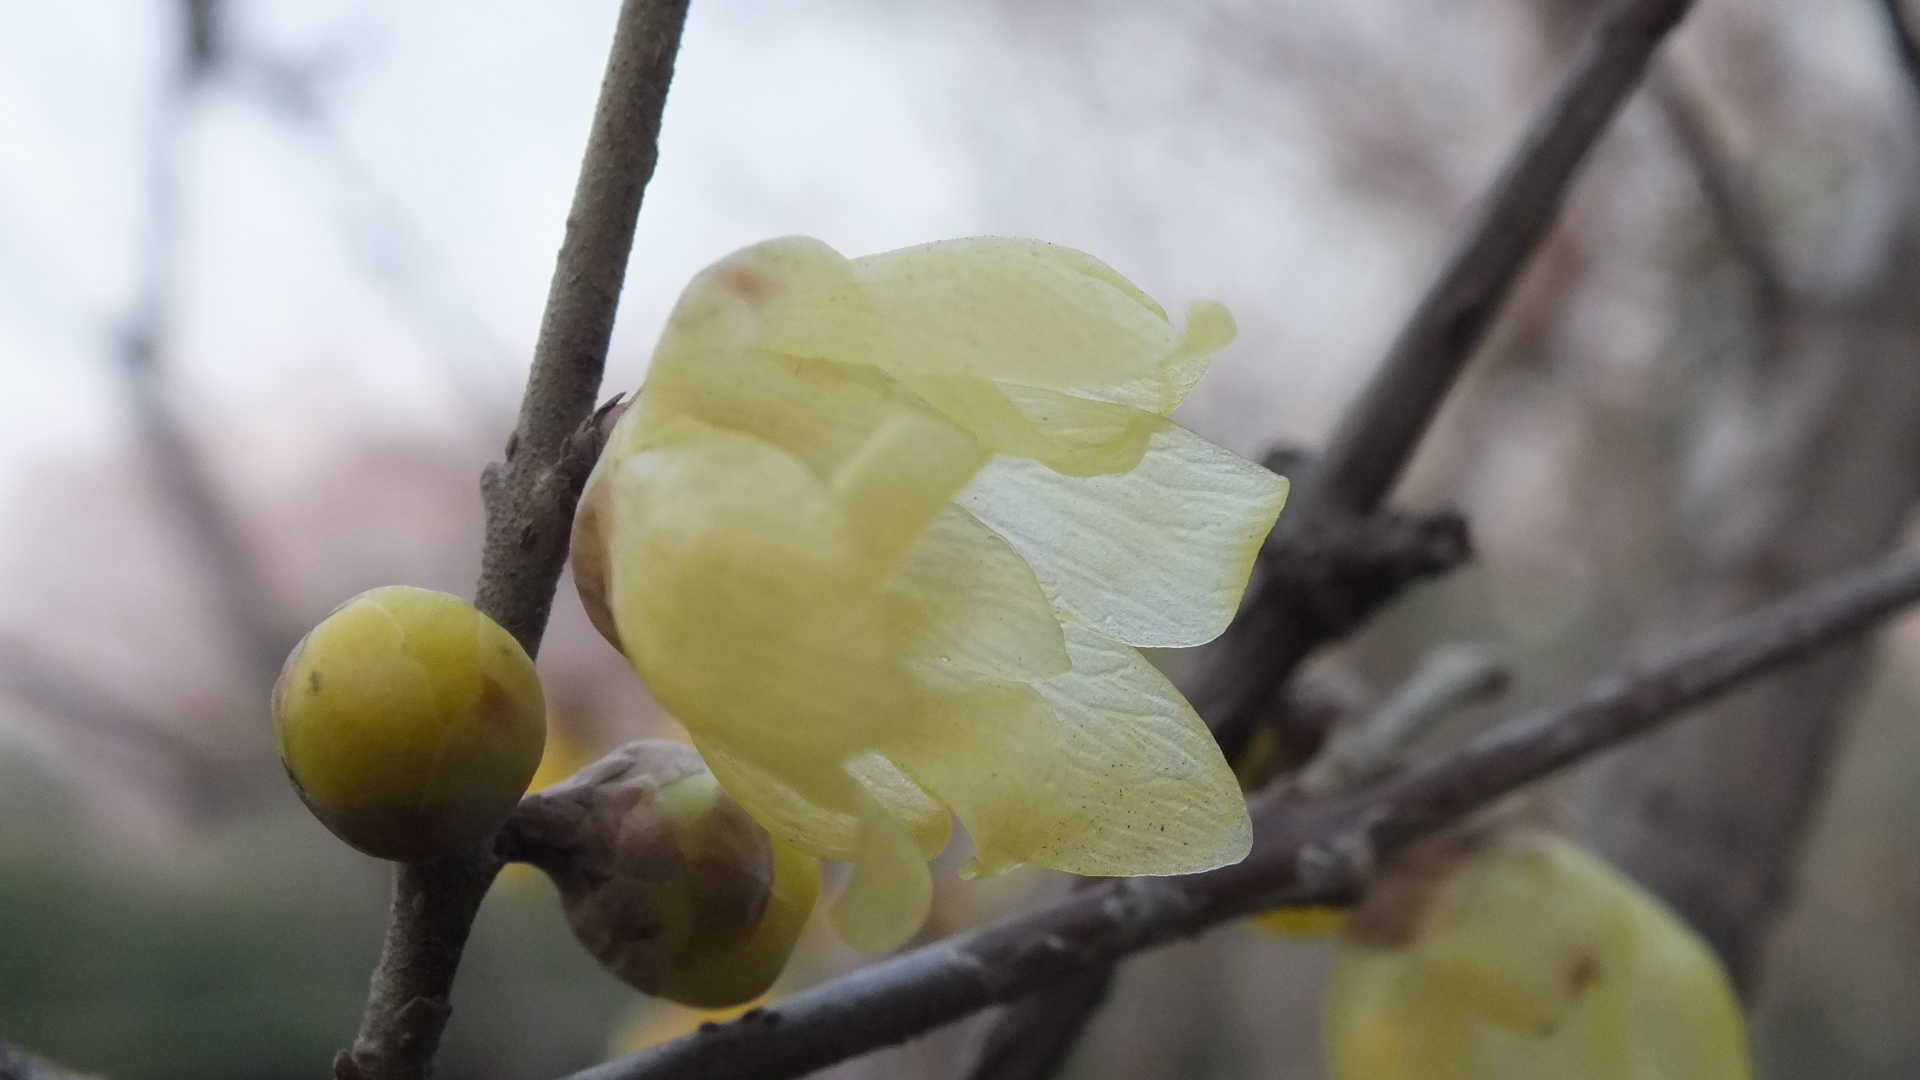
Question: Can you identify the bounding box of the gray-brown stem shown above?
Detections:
[334,3,688,1077]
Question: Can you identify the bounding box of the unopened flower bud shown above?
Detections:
[508,740,820,1008]
[272,586,547,862]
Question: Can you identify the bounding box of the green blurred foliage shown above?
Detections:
[0,751,645,1079]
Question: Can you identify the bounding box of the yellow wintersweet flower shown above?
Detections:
[573,236,1288,949]
[1325,826,1751,1080]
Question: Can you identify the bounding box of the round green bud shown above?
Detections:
[510,740,821,1008]
[273,586,547,862]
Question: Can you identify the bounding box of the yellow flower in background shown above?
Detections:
[606,994,773,1057]
[1257,905,1351,938]
[574,236,1288,949]
[1325,827,1751,1080]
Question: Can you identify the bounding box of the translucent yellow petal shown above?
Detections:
[958,421,1289,648]
[830,405,986,566]
[653,235,857,361]
[601,416,906,761]
[1022,626,1250,874]
[695,736,864,859]
[743,237,1229,414]
[888,505,1069,680]
[638,347,898,481]
[876,675,1071,878]
[830,769,935,952]
[1161,300,1237,408]
[893,375,1160,477]
[882,627,1247,878]
[696,737,951,863]
[845,753,954,858]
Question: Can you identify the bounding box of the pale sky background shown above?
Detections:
[0,0,1893,488]
[0,0,1472,516]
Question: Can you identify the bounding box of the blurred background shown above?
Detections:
[4,1,1919,1076]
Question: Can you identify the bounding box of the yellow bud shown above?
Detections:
[512,740,821,1008]
[1324,824,1751,1079]
[273,586,546,861]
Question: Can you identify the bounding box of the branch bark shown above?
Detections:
[1296,0,1695,517]
[335,3,688,1078]
[569,546,1920,1080]
[475,0,687,656]
[1199,0,1697,770]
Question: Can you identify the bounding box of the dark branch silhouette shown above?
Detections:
[1650,64,1788,310]
[1879,0,1920,107]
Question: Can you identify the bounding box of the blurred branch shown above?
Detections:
[1202,0,1696,768]
[115,0,289,683]
[1649,65,1788,310]
[1298,0,1695,516]
[1295,645,1508,797]
[972,5,1699,1071]
[335,4,688,1080]
[1579,218,1920,989]
[959,959,1112,1080]
[0,631,231,800]
[1878,0,1920,107]
[1198,505,1472,762]
[0,1041,101,1080]
[574,544,1920,1080]
[226,41,516,421]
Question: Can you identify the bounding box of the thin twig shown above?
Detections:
[960,965,1113,1080]
[1203,0,1697,770]
[1298,0,1695,516]
[1197,506,1471,765]
[1879,0,1920,107]
[335,4,688,1079]
[1648,65,1787,309]
[572,547,1920,1080]
[1295,645,1507,797]
[120,0,289,683]
[0,631,234,801]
